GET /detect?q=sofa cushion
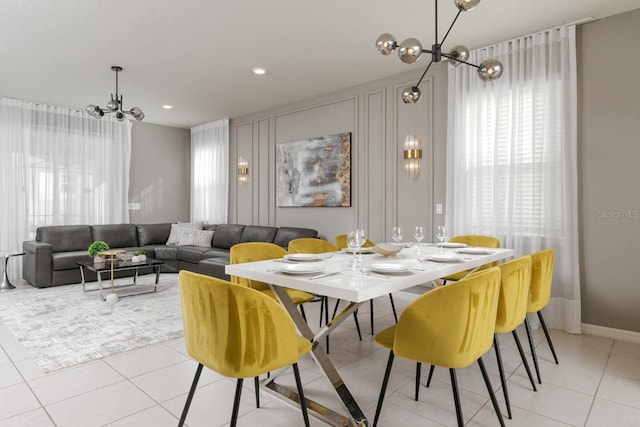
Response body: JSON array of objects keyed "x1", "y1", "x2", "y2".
[
  {"x1": 37, "y1": 225, "x2": 93, "y2": 253},
  {"x1": 240, "y1": 225, "x2": 278, "y2": 244},
  {"x1": 177, "y1": 246, "x2": 213, "y2": 264},
  {"x1": 211, "y1": 224, "x2": 245, "y2": 249},
  {"x1": 273, "y1": 227, "x2": 318, "y2": 248},
  {"x1": 154, "y1": 246, "x2": 178, "y2": 261},
  {"x1": 137, "y1": 223, "x2": 172, "y2": 246},
  {"x1": 201, "y1": 248, "x2": 231, "y2": 259},
  {"x1": 178, "y1": 228, "x2": 214, "y2": 247},
  {"x1": 91, "y1": 224, "x2": 138, "y2": 248},
  {"x1": 52, "y1": 251, "x2": 91, "y2": 271}
]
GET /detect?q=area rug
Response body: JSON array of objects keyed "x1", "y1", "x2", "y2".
[{"x1": 0, "y1": 274, "x2": 184, "y2": 372}]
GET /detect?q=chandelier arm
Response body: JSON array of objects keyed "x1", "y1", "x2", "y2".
[
  {"x1": 440, "y1": 10, "x2": 463, "y2": 48},
  {"x1": 440, "y1": 53, "x2": 481, "y2": 69},
  {"x1": 435, "y1": 0, "x2": 439, "y2": 45},
  {"x1": 415, "y1": 59, "x2": 434, "y2": 88}
]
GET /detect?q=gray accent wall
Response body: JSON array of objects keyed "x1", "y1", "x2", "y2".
[
  {"x1": 129, "y1": 121, "x2": 191, "y2": 224},
  {"x1": 578, "y1": 9, "x2": 640, "y2": 332},
  {"x1": 229, "y1": 65, "x2": 448, "y2": 244}
]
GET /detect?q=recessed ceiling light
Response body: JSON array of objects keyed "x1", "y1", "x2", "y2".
[
  {"x1": 252, "y1": 67, "x2": 266, "y2": 75},
  {"x1": 162, "y1": 105, "x2": 173, "y2": 110}
]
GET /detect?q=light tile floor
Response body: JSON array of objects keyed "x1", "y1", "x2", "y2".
[{"x1": 1, "y1": 290, "x2": 639, "y2": 426}]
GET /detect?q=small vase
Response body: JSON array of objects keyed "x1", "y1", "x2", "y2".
[
  {"x1": 94, "y1": 255, "x2": 105, "y2": 264},
  {"x1": 139, "y1": 254, "x2": 147, "y2": 262},
  {"x1": 131, "y1": 255, "x2": 141, "y2": 263}
]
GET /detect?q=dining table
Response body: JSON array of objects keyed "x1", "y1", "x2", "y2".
[{"x1": 225, "y1": 243, "x2": 514, "y2": 427}]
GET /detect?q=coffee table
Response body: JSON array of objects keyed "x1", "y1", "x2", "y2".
[{"x1": 78, "y1": 257, "x2": 164, "y2": 301}]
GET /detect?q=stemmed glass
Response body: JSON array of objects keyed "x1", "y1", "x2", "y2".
[
  {"x1": 414, "y1": 226, "x2": 425, "y2": 256},
  {"x1": 436, "y1": 226, "x2": 447, "y2": 252},
  {"x1": 391, "y1": 226, "x2": 403, "y2": 247},
  {"x1": 347, "y1": 229, "x2": 366, "y2": 269}
]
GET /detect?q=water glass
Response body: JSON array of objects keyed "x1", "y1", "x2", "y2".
[
  {"x1": 436, "y1": 226, "x2": 447, "y2": 252},
  {"x1": 391, "y1": 226, "x2": 403, "y2": 246},
  {"x1": 347, "y1": 229, "x2": 366, "y2": 269},
  {"x1": 414, "y1": 226, "x2": 425, "y2": 255}
]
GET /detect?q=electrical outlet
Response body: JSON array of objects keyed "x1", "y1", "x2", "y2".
[
  {"x1": 128, "y1": 203, "x2": 141, "y2": 211},
  {"x1": 436, "y1": 203, "x2": 443, "y2": 215}
]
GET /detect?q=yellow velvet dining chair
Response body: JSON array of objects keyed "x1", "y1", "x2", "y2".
[
  {"x1": 287, "y1": 238, "x2": 361, "y2": 349},
  {"x1": 524, "y1": 248, "x2": 558, "y2": 384},
  {"x1": 441, "y1": 234, "x2": 501, "y2": 283},
  {"x1": 177, "y1": 271, "x2": 312, "y2": 427},
  {"x1": 423, "y1": 256, "x2": 538, "y2": 419},
  {"x1": 230, "y1": 242, "x2": 315, "y2": 321},
  {"x1": 372, "y1": 268, "x2": 505, "y2": 427},
  {"x1": 333, "y1": 234, "x2": 398, "y2": 335}
]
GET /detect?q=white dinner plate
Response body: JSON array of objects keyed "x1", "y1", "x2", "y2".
[
  {"x1": 437, "y1": 242, "x2": 468, "y2": 248},
  {"x1": 424, "y1": 253, "x2": 463, "y2": 263},
  {"x1": 369, "y1": 263, "x2": 409, "y2": 274},
  {"x1": 284, "y1": 253, "x2": 324, "y2": 262},
  {"x1": 279, "y1": 264, "x2": 323, "y2": 275},
  {"x1": 341, "y1": 247, "x2": 375, "y2": 254},
  {"x1": 456, "y1": 247, "x2": 494, "y2": 255}
]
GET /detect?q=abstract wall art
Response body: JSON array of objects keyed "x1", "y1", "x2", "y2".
[{"x1": 276, "y1": 132, "x2": 351, "y2": 207}]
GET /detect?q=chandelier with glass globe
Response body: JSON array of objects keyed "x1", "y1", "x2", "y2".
[
  {"x1": 376, "y1": 0, "x2": 504, "y2": 104},
  {"x1": 86, "y1": 66, "x2": 145, "y2": 121}
]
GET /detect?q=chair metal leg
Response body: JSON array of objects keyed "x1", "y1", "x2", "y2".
[
  {"x1": 426, "y1": 364, "x2": 435, "y2": 387},
  {"x1": 493, "y1": 335, "x2": 512, "y2": 419},
  {"x1": 370, "y1": 299, "x2": 375, "y2": 335},
  {"x1": 178, "y1": 363, "x2": 203, "y2": 427},
  {"x1": 292, "y1": 363, "x2": 310, "y2": 427},
  {"x1": 449, "y1": 369, "x2": 464, "y2": 427},
  {"x1": 389, "y1": 293, "x2": 398, "y2": 323},
  {"x1": 538, "y1": 311, "x2": 559, "y2": 364},
  {"x1": 332, "y1": 299, "x2": 341, "y2": 319},
  {"x1": 415, "y1": 362, "x2": 422, "y2": 401},
  {"x1": 230, "y1": 378, "x2": 244, "y2": 427},
  {"x1": 299, "y1": 304, "x2": 307, "y2": 322},
  {"x1": 512, "y1": 330, "x2": 537, "y2": 391},
  {"x1": 353, "y1": 310, "x2": 363, "y2": 341},
  {"x1": 373, "y1": 351, "x2": 395, "y2": 427},
  {"x1": 524, "y1": 317, "x2": 542, "y2": 384},
  {"x1": 478, "y1": 357, "x2": 506, "y2": 427},
  {"x1": 319, "y1": 296, "x2": 325, "y2": 327},
  {"x1": 254, "y1": 376, "x2": 260, "y2": 408}
]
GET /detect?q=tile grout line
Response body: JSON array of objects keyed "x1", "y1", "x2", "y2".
[{"x1": 581, "y1": 338, "x2": 615, "y2": 426}]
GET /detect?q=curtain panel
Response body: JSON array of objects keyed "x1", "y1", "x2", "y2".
[
  {"x1": 445, "y1": 26, "x2": 580, "y2": 333},
  {"x1": 190, "y1": 118, "x2": 229, "y2": 224},
  {"x1": 0, "y1": 97, "x2": 132, "y2": 276}
]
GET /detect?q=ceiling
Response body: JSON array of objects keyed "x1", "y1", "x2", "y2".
[{"x1": 1, "y1": 0, "x2": 638, "y2": 129}]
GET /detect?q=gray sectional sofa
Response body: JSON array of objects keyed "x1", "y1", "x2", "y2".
[{"x1": 22, "y1": 223, "x2": 318, "y2": 288}]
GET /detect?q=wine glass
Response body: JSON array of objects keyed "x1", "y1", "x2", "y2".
[
  {"x1": 347, "y1": 229, "x2": 365, "y2": 269},
  {"x1": 391, "y1": 226, "x2": 403, "y2": 247},
  {"x1": 436, "y1": 226, "x2": 447, "y2": 252},
  {"x1": 414, "y1": 226, "x2": 425, "y2": 255}
]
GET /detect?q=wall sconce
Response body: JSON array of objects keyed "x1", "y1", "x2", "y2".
[
  {"x1": 403, "y1": 134, "x2": 422, "y2": 180},
  {"x1": 237, "y1": 156, "x2": 249, "y2": 184}
]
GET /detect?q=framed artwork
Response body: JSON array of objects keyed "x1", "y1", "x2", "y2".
[{"x1": 276, "y1": 132, "x2": 351, "y2": 207}]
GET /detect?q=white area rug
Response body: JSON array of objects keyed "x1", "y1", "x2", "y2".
[{"x1": 0, "y1": 274, "x2": 184, "y2": 372}]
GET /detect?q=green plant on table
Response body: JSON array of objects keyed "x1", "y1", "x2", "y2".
[
  {"x1": 88, "y1": 241, "x2": 109, "y2": 257},
  {"x1": 134, "y1": 249, "x2": 146, "y2": 256}
]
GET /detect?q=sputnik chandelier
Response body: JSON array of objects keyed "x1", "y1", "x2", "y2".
[
  {"x1": 376, "y1": 0, "x2": 503, "y2": 104},
  {"x1": 86, "y1": 66, "x2": 145, "y2": 121}
]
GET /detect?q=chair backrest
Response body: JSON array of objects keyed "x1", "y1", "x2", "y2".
[
  {"x1": 334, "y1": 234, "x2": 375, "y2": 250},
  {"x1": 449, "y1": 235, "x2": 500, "y2": 248},
  {"x1": 288, "y1": 238, "x2": 337, "y2": 254},
  {"x1": 179, "y1": 270, "x2": 302, "y2": 378},
  {"x1": 528, "y1": 248, "x2": 555, "y2": 313},
  {"x1": 495, "y1": 256, "x2": 531, "y2": 333},
  {"x1": 229, "y1": 242, "x2": 287, "y2": 291},
  {"x1": 393, "y1": 267, "x2": 501, "y2": 368}
]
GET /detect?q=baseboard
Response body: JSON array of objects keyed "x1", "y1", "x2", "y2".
[{"x1": 581, "y1": 323, "x2": 640, "y2": 344}]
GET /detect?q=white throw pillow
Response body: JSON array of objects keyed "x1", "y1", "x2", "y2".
[
  {"x1": 177, "y1": 228, "x2": 214, "y2": 247},
  {"x1": 166, "y1": 222, "x2": 204, "y2": 245}
]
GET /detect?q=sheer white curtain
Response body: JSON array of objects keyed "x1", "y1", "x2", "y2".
[
  {"x1": 446, "y1": 26, "x2": 580, "y2": 333},
  {"x1": 190, "y1": 119, "x2": 229, "y2": 224},
  {"x1": 0, "y1": 97, "x2": 131, "y2": 254}
]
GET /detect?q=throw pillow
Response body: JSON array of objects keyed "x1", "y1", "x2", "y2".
[
  {"x1": 177, "y1": 228, "x2": 214, "y2": 247},
  {"x1": 165, "y1": 222, "x2": 204, "y2": 245}
]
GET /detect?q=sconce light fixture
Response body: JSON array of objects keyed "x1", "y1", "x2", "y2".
[
  {"x1": 237, "y1": 156, "x2": 249, "y2": 184},
  {"x1": 404, "y1": 134, "x2": 422, "y2": 180}
]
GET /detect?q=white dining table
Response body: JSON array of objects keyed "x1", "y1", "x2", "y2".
[{"x1": 225, "y1": 244, "x2": 514, "y2": 427}]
